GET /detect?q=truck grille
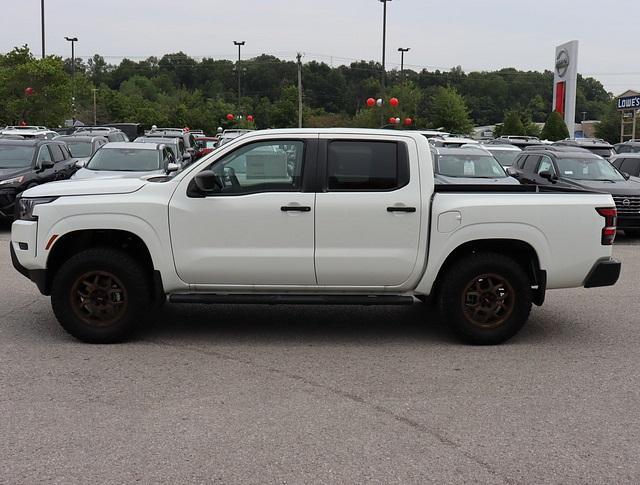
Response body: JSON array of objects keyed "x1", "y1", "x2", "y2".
[{"x1": 613, "y1": 195, "x2": 640, "y2": 215}]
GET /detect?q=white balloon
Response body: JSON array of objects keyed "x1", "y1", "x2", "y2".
[
  {"x1": 376, "y1": 98, "x2": 383, "y2": 107},
  {"x1": 395, "y1": 117, "x2": 401, "y2": 124}
]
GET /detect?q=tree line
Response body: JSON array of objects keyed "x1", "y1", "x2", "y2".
[{"x1": 0, "y1": 45, "x2": 623, "y2": 141}]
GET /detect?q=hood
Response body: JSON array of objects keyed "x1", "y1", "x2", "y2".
[
  {"x1": 435, "y1": 174, "x2": 520, "y2": 185},
  {"x1": 560, "y1": 177, "x2": 640, "y2": 195},
  {"x1": 0, "y1": 167, "x2": 31, "y2": 181},
  {"x1": 23, "y1": 177, "x2": 146, "y2": 198}
]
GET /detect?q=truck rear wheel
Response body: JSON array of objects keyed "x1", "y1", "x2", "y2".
[
  {"x1": 51, "y1": 248, "x2": 151, "y2": 343},
  {"x1": 438, "y1": 252, "x2": 532, "y2": 345}
]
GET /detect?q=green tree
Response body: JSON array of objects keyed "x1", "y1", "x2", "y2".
[
  {"x1": 430, "y1": 86, "x2": 473, "y2": 134},
  {"x1": 540, "y1": 111, "x2": 570, "y2": 141},
  {"x1": 502, "y1": 111, "x2": 526, "y2": 135},
  {"x1": 594, "y1": 101, "x2": 623, "y2": 144}
]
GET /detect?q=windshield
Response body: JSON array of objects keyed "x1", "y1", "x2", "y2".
[
  {"x1": 556, "y1": 157, "x2": 625, "y2": 181},
  {"x1": 587, "y1": 147, "x2": 615, "y2": 158},
  {"x1": 86, "y1": 148, "x2": 160, "y2": 171},
  {"x1": 0, "y1": 145, "x2": 34, "y2": 168},
  {"x1": 66, "y1": 141, "x2": 93, "y2": 158},
  {"x1": 488, "y1": 150, "x2": 520, "y2": 167},
  {"x1": 436, "y1": 154, "x2": 507, "y2": 178}
]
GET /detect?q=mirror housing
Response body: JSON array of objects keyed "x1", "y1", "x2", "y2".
[
  {"x1": 39, "y1": 160, "x2": 55, "y2": 171},
  {"x1": 75, "y1": 160, "x2": 87, "y2": 168},
  {"x1": 165, "y1": 162, "x2": 180, "y2": 173},
  {"x1": 506, "y1": 166, "x2": 519, "y2": 178},
  {"x1": 194, "y1": 170, "x2": 223, "y2": 193},
  {"x1": 539, "y1": 170, "x2": 558, "y2": 183}
]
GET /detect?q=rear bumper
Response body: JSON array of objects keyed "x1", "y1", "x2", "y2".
[
  {"x1": 10, "y1": 243, "x2": 48, "y2": 295},
  {"x1": 584, "y1": 258, "x2": 621, "y2": 288}
]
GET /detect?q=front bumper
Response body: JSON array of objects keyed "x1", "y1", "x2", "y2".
[
  {"x1": 10, "y1": 243, "x2": 48, "y2": 295},
  {"x1": 0, "y1": 188, "x2": 18, "y2": 218},
  {"x1": 584, "y1": 258, "x2": 621, "y2": 288},
  {"x1": 617, "y1": 215, "x2": 640, "y2": 230}
]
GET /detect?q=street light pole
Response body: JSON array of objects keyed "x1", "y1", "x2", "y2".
[
  {"x1": 65, "y1": 37, "x2": 78, "y2": 123},
  {"x1": 398, "y1": 47, "x2": 410, "y2": 78},
  {"x1": 233, "y1": 40, "x2": 245, "y2": 110},
  {"x1": 40, "y1": 0, "x2": 45, "y2": 58},
  {"x1": 92, "y1": 88, "x2": 98, "y2": 125},
  {"x1": 379, "y1": 0, "x2": 392, "y2": 92}
]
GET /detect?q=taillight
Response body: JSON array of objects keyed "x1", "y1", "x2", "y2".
[{"x1": 596, "y1": 207, "x2": 617, "y2": 245}]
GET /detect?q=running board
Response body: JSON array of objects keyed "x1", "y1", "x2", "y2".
[{"x1": 169, "y1": 293, "x2": 415, "y2": 306}]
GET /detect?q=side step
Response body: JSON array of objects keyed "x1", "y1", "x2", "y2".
[{"x1": 169, "y1": 293, "x2": 415, "y2": 306}]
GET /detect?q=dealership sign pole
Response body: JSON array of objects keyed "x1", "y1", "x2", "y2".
[{"x1": 552, "y1": 40, "x2": 579, "y2": 139}]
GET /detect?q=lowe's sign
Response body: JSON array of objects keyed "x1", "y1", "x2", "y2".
[{"x1": 617, "y1": 95, "x2": 640, "y2": 110}]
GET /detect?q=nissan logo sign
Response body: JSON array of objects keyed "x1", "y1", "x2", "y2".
[
  {"x1": 623, "y1": 199, "x2": 631, "y2": 206},
  {"x1": 556, "y1": 49, "x2": 570, "y2": 78}
]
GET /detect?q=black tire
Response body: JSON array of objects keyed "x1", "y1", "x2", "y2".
[
  {"x1": 437, "y1": 252, "x2": 532, "y2": 345},
  {"x1": 51, "y1": 248, "x2": 151, "y2": 343}
]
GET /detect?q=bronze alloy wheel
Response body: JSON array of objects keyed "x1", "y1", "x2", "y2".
[
  {"x1": 69, "y1": 271, "x2": 128, "y2": 327},
  {"x1": 461, "y1": 273, "x2": 515, "y2": 329}
]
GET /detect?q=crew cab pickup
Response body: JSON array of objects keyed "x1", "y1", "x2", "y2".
[{"x1": 11, "y1": 129, "x2": 621, "y2": 344}]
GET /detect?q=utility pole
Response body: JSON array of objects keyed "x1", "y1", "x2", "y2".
[
  {"x1": 65, "y1": 36, "x2": 78, "y2": 123},
  {"x1": 40, "y1": 0, "x2": 45, "y2": 58},
  {"x1": 398, "y1": 47, "x2": 410, "y2": 79},
  {"x1": 233, "y1": 41, "x2": 245, "y2": 110},
  {"x1": 297, "y1": 52, "x2": 303, "y2": 128},
  {"x1": 379, "y1": 0, "x2": 392, "y2": 92},
  {"x1": 92, "y1": 88, "x2": 98, "y2": 125}
]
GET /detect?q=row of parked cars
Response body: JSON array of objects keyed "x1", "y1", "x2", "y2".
[
  {"x1": 0, "y1": 125, "x2": 239, "y2": 218},
  {"x1": 424, "y1": 133, "x2": 640, "y2": 236}
]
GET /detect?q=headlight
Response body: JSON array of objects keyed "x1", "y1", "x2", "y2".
[
  {"x1": 0, "y1": 176, "x2": 24, "y2": 186},
  {"x1": 16, "y1": 197, "x2": 58, "y2": 221}
]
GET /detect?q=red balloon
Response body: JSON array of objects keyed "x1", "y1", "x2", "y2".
[
  {"x1": 226, "y1": 113, "x2": 234, "y2": 121},
  {"x1": 404, "y1": 118, "x2": 412, "y2": 126},
  {"x1": 389, "y1": 97, "x2": 399, "y2": 107},
  {"x1": 388, "y1": 117, "x2": 396, "y2": 124},
  {"x1": 247, "y1": 115, "x2": 254, "y2": 122},
  {"x1": 24, "y1": 87, "x2": 34, "y2": 96},
  {"x1": 366, "y1": 98, "x2": 376, "y2": 107}
]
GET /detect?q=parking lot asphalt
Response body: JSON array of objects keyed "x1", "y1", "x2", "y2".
[{"x1": 1, "y1": 222, "x2": 639, "y2": 484}]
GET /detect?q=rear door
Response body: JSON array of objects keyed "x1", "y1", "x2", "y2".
[{"x1": 314, "y1": 136, "x2": 422, "y2": 287}]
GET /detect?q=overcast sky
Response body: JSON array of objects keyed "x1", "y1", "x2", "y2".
[{"x1": 2, "y1": 0, "x2": 637, "y2": 94}]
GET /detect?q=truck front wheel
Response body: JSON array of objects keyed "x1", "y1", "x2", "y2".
[
  {"x1": 51, "y1": 248, "x2": 151, "y2": 343},
  {"x1": 438, "y1": 253, "x2": 532, "y2": 345}
]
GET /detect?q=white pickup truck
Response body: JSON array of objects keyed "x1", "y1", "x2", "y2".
[{"x1": 11, "y1": 129, "x2": 621, "y2": 345}]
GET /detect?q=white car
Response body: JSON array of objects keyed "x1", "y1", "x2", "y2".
[
  {"x1": 478, "y1": 143, "x2": 522, "y2": 168},
  {"x1": 72, "y1": 142, "x2": 179, "y2": 180},
  {"x1": 11, "y1": 129, "x2": 620, "y2": 345},
  {"x1": 1, "y1": 126, "x2": 59, "y2": 140},
  {"x1": 430, "y1": 136, "x2": 479, "y2": 148}
]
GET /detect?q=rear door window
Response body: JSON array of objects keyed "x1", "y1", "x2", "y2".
[
  {"x1": 621, "y1": 159, "x2": 640, "y2": 176},
  {"x1": 523, "y1": 155, "x2": 540, "y2": 173},
  {"x1": 50, "y1": 144, "x2": 65, "y2": 162},
  {"x1": 326, "y1": 140, "x2": 408, "y2": 191}
]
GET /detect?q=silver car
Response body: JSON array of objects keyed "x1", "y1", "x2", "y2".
[{"x1": 72, "y1": 142, "x2": 179, "y2": 180}]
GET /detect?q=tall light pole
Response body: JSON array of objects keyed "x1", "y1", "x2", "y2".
[
  {"x1": 398, "y1": 47, "x2": 410, "y2": 78},
  {"x1": 233, "y1": 40, "x2": 245, "y2": 110},
  {"x1": 65, "y1": 37, "x2": 78, "y2": 123},
  {"x1": 40, "y1": 0, "x2": 45, "y2": 58},
  {"x1": 92, "y1": 88, "x2": 98, "y2": 125},
  {"x1": 378, "y1": 0, "x2": 392, "y2": 92}
]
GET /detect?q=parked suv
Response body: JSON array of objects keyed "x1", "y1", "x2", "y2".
[
  {"x1": 614, "y1": 141, "x2": 640, "y2": 154},
  {"x1": 553, "y1": 138, "x2": 616, "y2": 159},
  {"x1": 53, "y1": 135, "x2": 108, "y2": 166},
  {"x1": 146, "y1": 128, "x2": 197, "y2": 157},
  {"x1": 1, "y1": 126, "x2": 59, "y2": 140},
  {"x1": 0, "y1": 139, "x2": 76, "y2": 218},
  {"x1": 610, "y1": 153, "x2": 640, "y2": 178},
  {"x1": 134, "y1": 136, "x2": 192, "y2": 167},
  {"x1": 72, "y1": 126, "x2": 129, "y2": 142},
  {"x1": 432, "y1": 147, "x2": 519, "y2": 185},
  {"x1": 509, "y1": 146, "x2": 640, "y2": 235}
]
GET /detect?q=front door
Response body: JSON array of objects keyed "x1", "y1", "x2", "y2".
[
  {"x1": 314, "y1": 136, "x2": 422, "y2": 287},
  {"x1": 169, "y1": 137, "x2": 317, "y2": 286}
]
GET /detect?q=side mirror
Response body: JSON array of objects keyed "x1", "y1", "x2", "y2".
[
  {"x1": 539, "y1": 170, "x2": 558, "y2": 183},
  {"x1": 75, "y1": 160, "x2": 86, "y2": 168},
  {"x1": 165, "y1": 162, "x2": 180, "y2": 173},
  {"x1": 506, "y1": 166, "x2": 519, "y2": 178},
  {"x1": 622, "y1": 172, "x2": 631, "y2": 181},
  {"x1": 39, "y1": 160, "x2": 55, "y2": 171},
  {"x1": 194, "y1": 170, "x2": 223, "y2": 193}
]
